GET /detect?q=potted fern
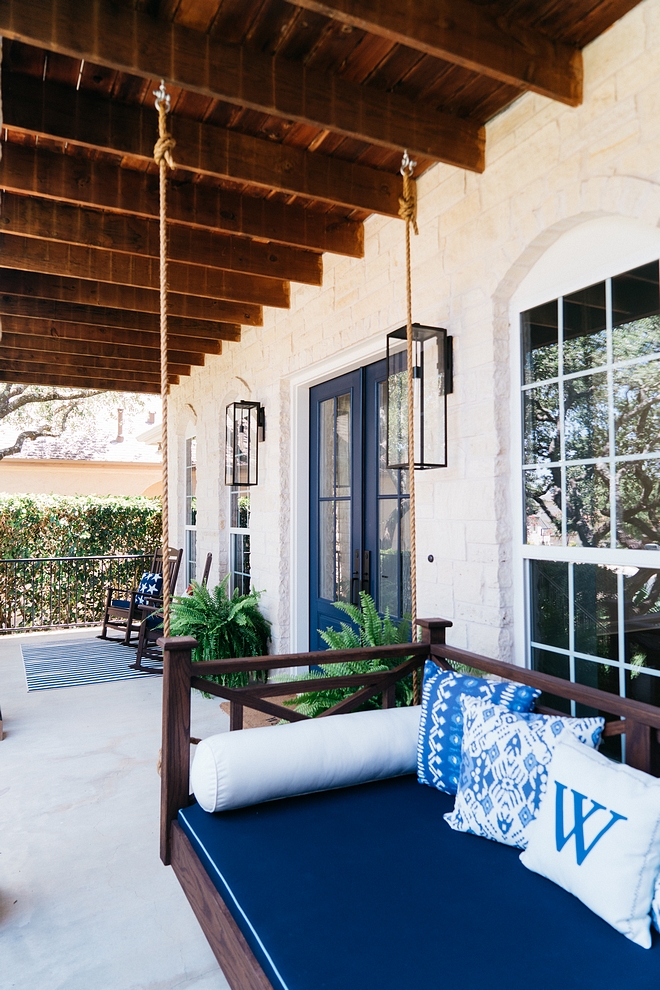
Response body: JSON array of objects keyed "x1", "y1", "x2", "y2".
[
  {"x1": 170, "y1": 576, "x2": 271, "y2": 688},
  {"x1": 285, "y1": 592, "x2": 412, "y2": 717}
]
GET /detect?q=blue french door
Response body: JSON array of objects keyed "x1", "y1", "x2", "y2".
[{"x1": 309, "y1": 361, "x2": 410, "y2": 649}]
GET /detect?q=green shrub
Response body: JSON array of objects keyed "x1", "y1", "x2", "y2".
[
  {"x1": 286, "y1": 592, "x2": 412, "y2": 717},
  {"x1": 170, "y1": 577, "x2": 271, "y2": 689},
  {"x1": 0, "y1": 493, "x2": 161, "y2": 559}
]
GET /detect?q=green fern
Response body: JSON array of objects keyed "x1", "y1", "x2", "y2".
[
  {"x1": 285, "y1": 592, "x2": 412, "y2": 716},
  {"x1": 170, "y1": 576, "x2": 271, "y2": 689}
]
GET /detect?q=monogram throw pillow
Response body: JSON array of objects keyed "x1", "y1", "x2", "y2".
[
  {"x1": 520, "y1": 732, "x2": 660, "y2": 948},
  {"x1": 444, "y1": 697, "x2": 604, "y2": 849},
  {"x1": 417, "y1": 661, "x2": 540, "y2": 795}
]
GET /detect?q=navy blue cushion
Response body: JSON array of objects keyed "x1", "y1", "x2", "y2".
[
  {"x1": 178, "y1": 776, "x2": 660, "y2": 990},
  {"x1": 145, "y1": 613, "x2": 163, "y2": 631},
  {"x1": 111, "y1": 600, "x2": 131, "y2": 609}
]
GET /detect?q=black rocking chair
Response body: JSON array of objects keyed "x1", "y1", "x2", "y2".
[
  {"x1": 99, "y1": 547, "x2": 183, "y2": 646},
  {"x1": 131, "y1": 551, "x2": 212, "y2": 674}
]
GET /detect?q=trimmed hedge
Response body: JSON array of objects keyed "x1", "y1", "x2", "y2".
[{"x1": 0, "y1": 494, "x2": 162, "y2": 559}]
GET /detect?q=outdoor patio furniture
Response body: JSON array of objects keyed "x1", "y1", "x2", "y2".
[
  {"x1": 99, "y1": 547, "x2": 182, "y2": 646},
  {"x1": 131, "y1": 552, "x2": 212, "y2": 673},
  {"x1": 159, "y1": 618, "x2": 660, "y2": 990}
]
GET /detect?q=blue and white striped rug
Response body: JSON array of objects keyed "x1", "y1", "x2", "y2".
[{"x1": 22, "y1": 638, "x2": 161, "y2": 691}]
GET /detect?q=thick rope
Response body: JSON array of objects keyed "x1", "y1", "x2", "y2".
[
  {"x1": 398, "y1": 151, "x2": 420, "y2": 703},
  {"x1": 154, "y1": 82, "x2": 176, "y2": 637}
]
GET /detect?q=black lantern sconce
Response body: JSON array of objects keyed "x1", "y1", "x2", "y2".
[
  {"x1": 386, "y1": 323, "x2": 453, "y2": 470},
  {"x1": 225, "y1": 401, "x2": 265, "y2": 486}
]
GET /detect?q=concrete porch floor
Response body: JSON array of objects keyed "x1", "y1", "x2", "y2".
[{"x1": 0, "y1": 627, "x2": 230, "y2": 990}]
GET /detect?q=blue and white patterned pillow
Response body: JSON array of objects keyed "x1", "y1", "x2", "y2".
[
  {"x1": 135, "y1": 571, "x2": 163, "y2": 606},
  {"x1": 444, "y1": 696, "x2": 604, "y2": 849},
  {"x1": 417, "y1": 661, "x2": 540, "y2": 795}
]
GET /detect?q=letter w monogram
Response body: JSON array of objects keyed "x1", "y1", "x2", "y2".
[{"x1": 554, "y1": 781, "x2": 627, "y2": 866}]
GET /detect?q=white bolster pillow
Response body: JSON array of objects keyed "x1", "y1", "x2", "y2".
[{"x1": 191, "y1": 705, "x2": 421, "y2": 813}]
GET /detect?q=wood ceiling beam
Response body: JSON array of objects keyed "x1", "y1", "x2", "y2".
[
  {"x1": 1, "y1": 331, "x2": 206, "y2": 367},
  {"x1": 0, "y1": 192, "x2": 322, "y2": 287},
  {"x1": 0, "y1": 293, "x2": 239, "y2": 341},
  {"x1": 4, "y1": 72, "x2": 404, "y2": 216},
  {"x1": 0, "y1": 360, "x2": 179, "y2": 386},
  {"x1": 0, "y1": 144, "x2": 364, "y2": 260},
  {"x1": 0, "y1": 369, "x2": 164, "y2": 394},
  {"x1": 0, "y1": 233, "x2": 290, "y2": 309},
  {"x1": 0, "y1": 345, "x2": 192, "y2": 379},
  {"x1": 0, "y1": 314, "x2": 223, "y2": 357},
  {"x1": 0, "y1": 0, "x2": 485, "y2": 168},
  {"x1": 0, "y1": 268, "x2": 262, "y2": 326},
  {"x1": 285, "y1": 0, "x2": 582, "y2": 106}
]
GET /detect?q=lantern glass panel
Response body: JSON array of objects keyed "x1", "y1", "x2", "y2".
[
  {"x1": 386, "y1": 325, "x2": 448, "y2": 469},
  {"x1": 225, "y1": 401, "x2": 260, "y2": 486}
]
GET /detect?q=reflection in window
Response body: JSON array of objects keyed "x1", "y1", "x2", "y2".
[
  {"x1": 185, "y1": 438, "x2": 197, "y2": 587},
  {"x1": 521, "y1": 261, "x2": 660, "y2": 549},
  {"x1": 230, "y1": 486, "x2": 250, "y2": 596},
  {"x1": 529, "y1": 560, "x2": 568, "y2": 650},
  {"x1": 317, "y1": 394, "x2": 352, "y2": 604},
  {"x1": 377, "y1": 382, "x2": 411, "y2": 619}
]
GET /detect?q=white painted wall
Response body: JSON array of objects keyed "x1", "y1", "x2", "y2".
[{"x1": 169, "y1": 0, "x2": 660, "y2": 659}]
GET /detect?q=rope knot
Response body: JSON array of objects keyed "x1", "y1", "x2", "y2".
[
  {"x1": 154, "y1": 131, "x2": 176, "y2": 170},
  {"x1": 398, "y1": 149, "x2": 419, "y2": 235}
]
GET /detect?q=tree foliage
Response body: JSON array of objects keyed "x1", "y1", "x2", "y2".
[
  {"x1": 0, "y1": 385, "x2": 148, "y2": 460},
  {"x1": 0, "y1": 493, "x2": 162, "y2": 559}
]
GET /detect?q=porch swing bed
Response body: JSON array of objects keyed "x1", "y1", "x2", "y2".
[{"x1": 160, "y1": 621, "x2": 660, "y2": 990}]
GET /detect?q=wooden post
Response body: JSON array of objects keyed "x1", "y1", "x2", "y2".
[
  {"x1": 382, "y1": 683, "x2": 396, "y2": 709},
  {"x1": 159, "y1": 635, "x2": 197, "y2": 866},
  {"x1": 625, "y1": 719, "x2": 652, "y2": 775},
  {"x1": 229, "y1": 700, "x2": 244, "y2": 731},
  {"x1": 417, "y1": 617, "x2": 453, "y2": 646}
]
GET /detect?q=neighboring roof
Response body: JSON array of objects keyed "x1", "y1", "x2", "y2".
[{"x1": 0, "y1": 430, "x2": 161, "y2": 463}]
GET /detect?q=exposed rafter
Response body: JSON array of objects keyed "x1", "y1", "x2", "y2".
[
  {"x1": 0, "y1": 233, "x2": 290, "y2": 308},
  {"x1": 0, "y1": 269, "x2": 262, "y2": 326},
  {"x1": 0, "y1": 144, "x2": 364, "y2": 259},
  {"x1": 0, "y1": 314, "x2": 224, "y2": 357},
  {"x1": 285, "y1": 0, "x2": 582, "y2": 106},
  {"x1": 3, "y1": 72, "x2": 405, "y2": 215},
  {"x1": 0, "y1": 295, "x2": 240, "y2": 341},
  {"x1": 0, "y1": 192, "x2": 323, "y2": 286},
  {"x1": 0, "y1": 346, "x2": 192, "y2": 379},
  {"x1": 1, "y1": 330, "x2": 207, "y2": 367},
  {"x1": 0, "y1": 0, "x2": 485, "y2": 167},
  {"x1": 0, "y1": 369, "x2": 165, "y2": 394}
]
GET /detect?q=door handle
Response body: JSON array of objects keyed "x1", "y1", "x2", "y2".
[
  {"x1": 361, "y1": 550, "x2": 371, "y2": 594},
  {"x1": 351, "y1": 549, "x2": 361, "y2": 605}
]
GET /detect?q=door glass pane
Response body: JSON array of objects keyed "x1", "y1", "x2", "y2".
[
  {"x1": 566, "y1": 463, "x2": 610, "y2": 547},
  {"x1": 319, "y1": 398, "x2": 334, "y2": 498},
  {"x1": 563, "y1": 282, "x2": 607, "y2": 374},
  {"x1": 524, "y1": 467, "x2": 562, "y2": 545},
  {"x1": 401, "y1": 499, "x2": 411, "y2": 617},
  {"x1": 378, "y1": 381, "x2": 397, "y2": 496},
  {"x1": 521, "y1": 299, "x2": 558, "y2": 384},
  {"x1": 335, "y1": 393, "x2": 351, "y2": 495},
  {"x1": 319, "y1": 500, "x2": 335, "y2": 600},
  {"x1": 523, "y1": 383, "x2": 560, "y2": 463},
  {"x1": 563, "y1": 372, "x2": 608, "y2": 461},
  {"x1": 335, "y1": 499, "x2": 351, "y2": 602},
  {"x1": 573, "y1": 563, "x2": 617, "y2": 659},
  {"x1": 378, "y1": 501, "x2": 399, "y2": 616},
  {"x1": 529, "y1": 560, "x2": 569, "y2": 649}
]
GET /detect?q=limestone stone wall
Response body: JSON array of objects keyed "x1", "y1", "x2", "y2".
[{"x1": 169, "y1": 0, "x2": 660, "y2": 659}]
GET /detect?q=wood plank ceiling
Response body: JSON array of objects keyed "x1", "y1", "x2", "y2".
[{"x1": 0, "y1": 0, "x2": 644, "y2": 393}]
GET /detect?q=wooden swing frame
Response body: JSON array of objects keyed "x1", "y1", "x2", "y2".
[{"x1": 159, "y1": 617, "x2": 660, "y2": 990}]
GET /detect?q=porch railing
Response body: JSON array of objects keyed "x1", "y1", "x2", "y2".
[{"x1": 0, "y1": 554, "x2": 152, "y2": 634}]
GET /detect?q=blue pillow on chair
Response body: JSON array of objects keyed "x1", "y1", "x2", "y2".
[
  {"x1": 417, "y1": 660, "x2": 540, "y2": 795},
  {"x1": 135, "y1": 571, "x2": 163, "y2": 607}
]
